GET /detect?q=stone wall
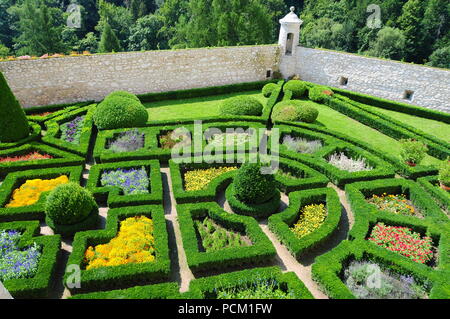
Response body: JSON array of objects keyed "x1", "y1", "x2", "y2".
[
  {"x1": 281, "y1": 46, "x2": 450, "y2": 113},
  {"x1": 0, "y1": 45, "x2": 280, "y2": 108}
]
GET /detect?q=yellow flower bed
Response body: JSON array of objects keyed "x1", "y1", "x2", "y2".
[
  {"x1": 291, "y1": 204, "x2": 327, "y2": 239},
  {"x1": 6, "y1": 175, "x2": 69, "y2": 208},
  {"x1": 184, "y1": 166, "x2": 238, "y2": 191},
  {"x1": 84, "y1": 216, "x2": 156, "y2": 270}
]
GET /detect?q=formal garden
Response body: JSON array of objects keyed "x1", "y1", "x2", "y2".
[{"x1": 0, "y1": 70, "x2": 449, "y2": 300}]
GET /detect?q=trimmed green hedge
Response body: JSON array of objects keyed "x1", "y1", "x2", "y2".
[
  {"x1": 42, "y1": 104, "x2": 96, "y2": 157},
  {"x1": 0, "y1": 122, "x2": 41, "y2": 151},
  {"x1": 177, "y1": 202, "x2": 276, "y2": 274},
  {"x1": 331, "y1": 86, "x2": 450, "y2": 124},
  {"x1": 273, "y1": 125, "x2": 396, "y2": 187},
  {"x1": 138, "y1": 80, "x2": 277, "y2": 103},
  {"x1": 312, "y1": 239, "x2": 450, "y2": 299},
  {"x1": 0, "y1": 220, "x2": 61, "y2": 298},
  {"x1": 268, "y1": 188, "x2": 341, "y2": 259},
  {"x1": 86, "y1": 160, "x2": 163, "y2": 207},
  {"x1": 66, "y1": 205, "x2": 170, "y2": 295},
  {"x1": 329, "y1": 95, "x2": 449, "y2": 160},
  {"x1": 417, "y1": 176, "x2": 450, "y2": 212},
  {"x1": 0, "y1": 166, "x2": 84, "y2": 222},
  {"x1": 0, "y1": 142, "x2": 84, "y2": 176},
  {"x1": 69, "y1": 282, "x2": 183, "y2": 299},
  {"x1": 189, "y1": 266, "x2": 314, "y2": 299},
  {"x1": 25, "y1": 102, "x2": 93, "y2": 125},
  {"x1": 345, "y1": 178, "x2": 449, "y2": 239}
]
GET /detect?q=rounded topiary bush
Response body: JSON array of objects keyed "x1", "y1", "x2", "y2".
[
  {"x1": 309, "y1": 86, "x2": 334, "y2": 103},
  {"x1": 220, "y1": 96, "x2": 264, "y2": 116},
  {"x1": 271, "y1": 100, "x2": 302, "y2": 122},
  {"x1": 298, "y1": 105, "x2": 319, "y2": 123},
  {"x1": 283, "y1": 80, "x2": 309, "y2": 98},
  {"x1": 94, "y1": 96, "x2": 149, "y2": 130},
  {"x1": 233, "y1": 163, "x2": 278, "y2": 204},
  {"x1": 105, "y1": 90, "x2": 141, "y2": 102},
  {"x1": 262, "y1": 83, "x2": 278, "y2": 98},
  {"x1": 45, "y1": 183, "x2": 99, "y2": 235}
]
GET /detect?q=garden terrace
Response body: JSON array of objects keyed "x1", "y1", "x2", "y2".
[{"x1": 0, "y1": 79, "x2": 448, "y2": 300}]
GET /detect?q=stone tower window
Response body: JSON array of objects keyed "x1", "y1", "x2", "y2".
[
  {"x1": 266, "y1": 70, "x2": 272, "y2": 78},
  {"x1": 286, "y1": 33, "x2": 294, "y2": 56},
  {"x1": 339, "y1": 77, "x2": 349, "y2": 86},
  {"x1": 403, "y1": 90, "x2": 414, "y2": 101}
]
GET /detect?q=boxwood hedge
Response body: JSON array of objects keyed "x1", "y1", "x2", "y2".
[{"x1": 417, "y1": 176, "x2": 450, "y2": 213}]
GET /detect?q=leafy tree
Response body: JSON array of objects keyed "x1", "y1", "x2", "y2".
[
  {"x1": 421, "y1": 0, "x2": 450, "y2": 59},
  {"x1": 0, "y1": 0, "x2": 15, "y2": 48},
  {"x1": 9, "y1": 0, "x2": 67, "y2": 56},
  {"x1": 96, "y1": 0, "x2": 133, "y2": 49},
  {"x1": 130, "y1": 0, "x2": 157, "y2": 20},
  {"x1": 77, "y1": 32, "x2": 99, "y2": 53},
  {"x1": 398, "y1": 0, "x2": 426, "y2": 63},
  {"x1": 366, "y1": 27, "x2": 406, "y2": 60},
  {"x1": 99, "y1": 21, "x2": 122, "y2": 53},
  {"x1": 427, "y1": 46, "x2": 450, "y2": 69},
  {"x1": 0, "y1": 43, "x2": 10, "y2": 58},
  {"x1": 128, "y1": 14, "x2": 167, "y2": 51},
  {"x1": 301, "y1": 17, "x2": 354, "y2": 52},
  {"x1": 0, "y1": 71, "x2": 30, "y2": 143}
]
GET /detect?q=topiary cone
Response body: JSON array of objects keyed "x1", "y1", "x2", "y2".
[{"x1": 0, "y1": 71, "x2": 30, "y2": 142}]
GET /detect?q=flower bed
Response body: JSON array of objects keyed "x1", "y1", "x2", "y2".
[
  {"x1": 207, "y1": 132, "x2": 252, "y2": 147},
  {"x1": 195, "y1": 217, "x2": 250, "y2": 252},
  {"x1": 107, "y1": 129, "x2": 145, "y2": 153},
  {"x1": 184, "y1": 166, "x2": 238, "y2": 191},
  {"x1": 101, "y1": 167, "x2": 150, "y2": 196},
  {"x1": 291, "y1": 204, "x2": 327, "y2": 239},
  {"x1": 0, "y1": 152, "x2": 53, "y2": 163},
  {"x1": 84, "y1": 216, "x2": 155, "y2": 270},
  {"x1": 343, "y1": 260, "x2": 429, "y2": 299},
  {"x1": 368, "y1": 223, "x2": 434, "y2": 264},
  {"x1": 159, "y1": 130, "x2": 191, "y2": 149},
  {"x1": 216, "y1": 278, "x2": 296, "y2": 299},
  {"x1": 60, "y1": 116, "x2": 85, "y2": 144},
  {"x1": 0, "y1": 230, "x2": 41, "y2": 281},
  {"x1": 328, "y1": 152, "x2": 373, "y2": 172},
  {"x1": 6, "y1": 175, "x2": 69, "y2": 208},
  {"x1": 367, "y1": 193, "x2": 422, "y2": 217},
  {"x1": 282, "y1": 135, "x2": 323, "y2": 154}
]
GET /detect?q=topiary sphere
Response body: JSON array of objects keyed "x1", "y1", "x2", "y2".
[
  {"x1": 262, "y1": 83, "x2": 278, "y2": 98},
  {"x1": 298, "y1": 105, "x2": 319, "y2": 123},
  {"x1": 283, "y1": 80, "x2": 309, "y2": 98},
  {"x1": 45, "y1": 182, "x2": 96, "y2": 225},
  {"x1": 233, "y1": 163, "x2": 277, "y2": 204},
  {"x1": 94, "y1": 96, "x2": 149, "y2": 130},
  {"x1": 271, "y1": 100, "x2": 303, "y2": 122},
  {"x1": 220, "y1": 96, "x2": 264, "y2": 116},
  {"x1": 309, "y1": 86, "x2": 334, "y2": 103},
  {"x1": 105, "y1": 90, "x2": 141, "y2": 102}
]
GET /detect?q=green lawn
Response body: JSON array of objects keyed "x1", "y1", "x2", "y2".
[
  {"x1": 363, "y1": 106, "x2": 450, "y2": 143},
  {"x1": 145, "y1": 91, "x2": 267, "y2": 122},
  {"x1": 303, "y1": 100, "x2": 443, "y2": 167}
]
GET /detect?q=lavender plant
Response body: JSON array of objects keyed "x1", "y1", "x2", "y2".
[
  {"x1": 100, "y1": 167, "x2": 150, "y2": 195},
  {"x1": 282, "y1": 135, "x2": 323, "y2": 154},
  {"x1": 0, "y1": 230, "x2": 41, "y2": 281},
  {"x1": 108, "y1": 129, "x2": 145, "y2": 153},
  {"x1": 60, "y1": 116, "x2": 85, "y2": 144},
  {"x1": 343, "y1": 260, "x2": 429, "y2": 299},
  {"x1": 328, "y1": 152, "x2": 373, "y2": 172}
]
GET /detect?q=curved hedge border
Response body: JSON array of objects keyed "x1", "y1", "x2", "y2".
[
  {"x1": 177, "y1": 202, "x2": 276, "y2": 274},
  {"x1": 0, "y1": 220, "x2": 61, "y2": 298},
  {"x1": 0, "y1": 166, "x2": 83, "y2": 222},
  {"x1": 65, "y1": 205, "x2": 170, "y2": 295},
  {"x1": 86, "y1": 160, "x2": 163, "y2": 208},
  {"x1": 42, "y1": 104, "x2": 96, "y2": 157},
  {"x1": 272, "y1": 125, "x2": 395, "y2": 187},
  {"x1": 0, "y1": 142, "x2": 84, "y2": 176},
  {"x1": 188, "y1": 266, "x2": 314, "y2": 299},
  {"x1": 268, "y1": 188, "x2": 341, "y2": 259},
  {"x1": 0, "y1": 122, "x2": 41, "y2": 151},
  {"x1": 274, "y1": 122, "x2": 437, "y2": 179},
  {"x1": 417, "y1": 176, "x2": 450, "y2": 213},
  {"x1": 25, "y1": 101, "x2": 93, "y2": 125},
  {"x1": 345, "y1": 180, "x2": 449, "y2": 272},
  {"x1": 311, "y1": 239, "x2": 449, "y2": 299},
  {"x1": 69, "y1": 282, "x2": 183, "y2": 299}
]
